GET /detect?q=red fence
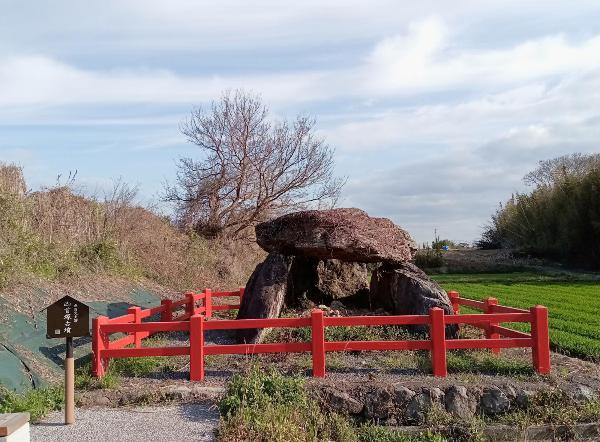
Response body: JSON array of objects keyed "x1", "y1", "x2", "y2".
[{"x1": 92, "y1": 289, "x2": 550, "y2": 379}]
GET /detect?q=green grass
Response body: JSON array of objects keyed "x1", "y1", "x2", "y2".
[
  {"x1": 75, "y1": 334, "x2": 182, "y2": 389},
  {"x1": 432, "y1": 272, "x2": 600, "y2": 360},
  {"x1": 217, "y1": 366, "x2": 449, "y2": 442},
  {"x1": 0, "y1": 385, "x2": 63, "y2": 421}
]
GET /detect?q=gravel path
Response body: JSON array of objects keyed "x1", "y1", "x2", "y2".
[{"x1": 31, "y1": 404, "x2": 219, "y2": 441}]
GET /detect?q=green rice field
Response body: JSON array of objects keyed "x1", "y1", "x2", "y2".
[{"x1": 432, "y1": 272, "x2": 600, "y2": 361}]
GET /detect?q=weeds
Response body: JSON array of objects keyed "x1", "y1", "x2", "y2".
[
  {"x1": 0, "y1": 385, "x2": 63, "y2": 422},
  {"x1": 217, "y1": 366, "x2": 447, "y2": 442}
]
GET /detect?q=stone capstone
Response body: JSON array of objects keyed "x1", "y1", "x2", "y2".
[{"x1": 255, "y1": 208, "x2": 417, "y2": 264}]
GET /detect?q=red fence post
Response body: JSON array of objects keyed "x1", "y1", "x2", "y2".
[
  {"x1": 128, "y1": 306, "x2": 142, "y2": 348},
  {"x1": 186, "y1": 292, "x2": 195, "y2": 318},
  {"x1": 190, "y1": 313, "x2": 205, "y2": 381},
  {"x1": 448, "y1": 291, "x2": 460, "y2": 314},
  {"x1": 311, "y1": 309, "x2": 326, "y2": 378},
  {"x1": 484, "y1": 297, "x2": 500, "y2": 355},
  {"x1": 430, "y1": 307, "x2": 447, "y2": 377},
  {"x1": 161, "y1": 299, "x2": 173, "y2": 322},
  {"x1": 530, "y1": 305, "x2": 551, "y2": 374},
  {"x1": 205, "y1": 288, "x2": 212, "y2": 318},
  {"x1": 92, "y1": 315, "x2": 109, "y2": 377}
]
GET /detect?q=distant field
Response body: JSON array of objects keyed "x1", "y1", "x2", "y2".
[{"x1": 432, "y1": 272, "x2": 600, "y2": 361}]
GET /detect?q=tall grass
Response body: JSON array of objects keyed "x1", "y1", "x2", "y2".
[{"x1": 0, "y1": 163, "x2": 262, "y2": 290}]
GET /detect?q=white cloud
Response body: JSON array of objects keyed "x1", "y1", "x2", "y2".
[
  {"x1": 2, "y1": 5, "x2": 600, "y2": 243},
  {"x1": 3, "y1": 17, "x2": 600, "y2": 110}
]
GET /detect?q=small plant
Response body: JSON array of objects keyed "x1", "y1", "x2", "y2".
[
  {"x1": 219, "y1": 366, "x2": 306, "y2": 417},
  {"x1": 357, "y1": 425, "x2": 446, "y2": 442},
  {"x1": 0, "y1": 385, "x2": 63, "y2": 422}
]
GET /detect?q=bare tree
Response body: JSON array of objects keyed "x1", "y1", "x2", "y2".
[
  {"x1": 164, "y1": 90, "x2": 344, "y2": 239},
  {"x1": 523, "y1": 153, "x2": 600, "y2": 187}
]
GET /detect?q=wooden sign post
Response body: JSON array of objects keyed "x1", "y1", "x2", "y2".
[{"x1": 45, "y1": 295, "x2": 90, "y2": 425}]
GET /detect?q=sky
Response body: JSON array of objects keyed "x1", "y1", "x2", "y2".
[{"x1": 1, "y1": 1, "x2": 600, "y2": 244}]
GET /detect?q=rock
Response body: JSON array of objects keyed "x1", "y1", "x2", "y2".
[
  {"x1": 319, "y1": 387, "x2": 364, "y2": 415},
  {"x1": 444, "y1": 386, "x2": 475, "y2": 419},
  {"x1": 427, "y1": 387, "x2": 445, "y2": 403},
  {"x1": 515, "y1": 389, "x2": 535, "y2": 408},
  {"x1": 370, "y1": 263, "x2": 459, "y2": 337},
  {"x1": 255, "y1": 208, "x2": 417, "y2": 263},
  {"x1": 393, "y1": 385, "x2": 416, "y2": 405},
  {"x1": 363, "y1": 387, "x2": 395, "y2": 420},
  {"x1": 235, "y1": 253, "x2": 293, "y2": 343},
  {"x1": 406, "y1": 392, "x2": 434, "y2": 424},
  {"x1": 566, "y1": 384, "x2": 597, "y2": 403},
  {"x1": 330, "y1": 300, "x2": 346, "y2": 310},
  {"x1": 164, "y1": 385, "x2": 193, "y2": 400},
  {"x1": 480, "y1": 387, "x2": 511, "y2": 415},
  {"x1": 286, "y1": 256, "x2": 369, "y2": 305},
  {"x1": 316, "y1": 259, "x2": 369, "y2": 300}
]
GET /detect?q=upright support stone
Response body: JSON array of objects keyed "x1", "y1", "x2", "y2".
[{"x1": 430, "y1": 307, "x2": 447, "y2": 377}]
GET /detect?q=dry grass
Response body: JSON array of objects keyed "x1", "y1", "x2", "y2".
[{"x1": 0, "y1": 163, "x2": 263, "y2": 292}]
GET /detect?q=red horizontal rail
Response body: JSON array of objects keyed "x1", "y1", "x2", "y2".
[
  {"x1": 325, "y1": 340, "x2": 430, "y2": 352},
  {"x1": 205, "y1": 342, "x2": 311, "y2": 355},
  {"x1": 102, "y1": 321, "x2": 190, "y2": 334},
  {"x1": 107, "y1": 313, "x2": 134, "y2": 324},
  {"x1": 103, "y1": 346, "x2": 189, "y2": 358},
  {"x1": 491, "y1": 304, "x2": 529, "y2": 314},
  {"x1": 92, "y1": 289, "x2": 551, "y2": 382},
  {"x1": 204, "y1": 317, "x2": 311, "y2": 330},
  {"x1": 456, "y1": 298, "x2": 486, "y2": 310},
  {"x1": 172, "y1": 299, "x2": 188, "y2": 307},
  {"x1": 211, "y1": 291, "x2": 241, "y2": 298},
  {"x1": 212, "y1": 304, "x2": 240, "y2": 311},
  {"x1": 445, "y1": 312, "x2": 531, "y2": 324},
  {"x1": 146, "y1": 305, "x2": 166, "y2": 316},
  {"x1": 110, "y1": 335, "x2": 135, "y2": 349},
  {"x1": 490, "y1": 325, "x2": 531, "y2": 339},
  {"x1": 446, "y1": 338, "x2": 532, "y2": 350},
  {"x1": 324, "y1": 315, "x2": 429, "y2": 327}
]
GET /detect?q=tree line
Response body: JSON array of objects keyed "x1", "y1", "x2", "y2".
[{"x1": 478, "y1": 153, "x2": 600, "y2": 269}]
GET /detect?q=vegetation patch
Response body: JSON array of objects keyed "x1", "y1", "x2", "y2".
[
  {"x1": 0, "y1": 385, "x2": 63, "y2": 422},
  {"x1": 434, "y1": 273, "x2": 600, "y2": 360},
  {"x1": 217, "y1": 366, "x2": 446, "y2": 442}
]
